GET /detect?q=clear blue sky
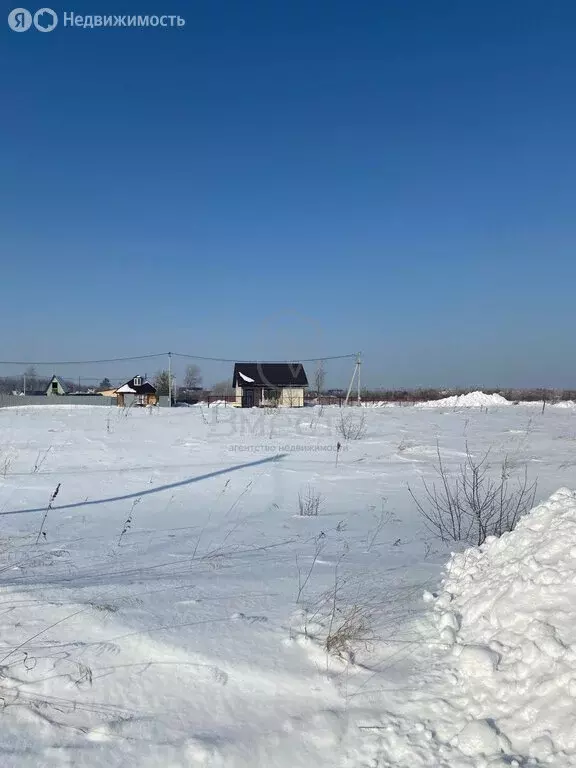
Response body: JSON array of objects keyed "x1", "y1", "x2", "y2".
[{"x1": 2, "y1": 0, "x2": 576, "y2": 388}]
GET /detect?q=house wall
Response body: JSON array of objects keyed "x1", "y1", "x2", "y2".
[
  {"x1": 116, "y1": 393, "x2": 159, "y2": 407},
  {"x1": 235, "y1": 387, "x2": 305, "y2": 407},
  {"x1": 235, "y1": 387, "x2": 264, "y2": 407},
  {"x1": 46, "y1": 381, "x2": 66, "y2": 396},
  {"x1": 279, "y1": 388, "x2": 304, "y2": 407}
]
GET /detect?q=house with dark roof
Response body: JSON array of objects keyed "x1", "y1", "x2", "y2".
[
  {"x1": 115, "y1": 376, "x2": 158, "y2": 407},
  {"x1": 232, "y1": 363, "x2": 308, "y2": 407},
  {"x1": 46, "y1": 375, "x2": 68, "y2": 397}
]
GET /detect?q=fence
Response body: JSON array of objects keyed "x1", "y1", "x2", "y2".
[
  {"x1": 0, "y1": 395, "x2": 117, "y2": 409},
  {"x1": 176, "y1": 393, "x2": 393, "y2": 407},
  {"x1": 0, "y1": 395, "x2": 178, "y2": 409}
]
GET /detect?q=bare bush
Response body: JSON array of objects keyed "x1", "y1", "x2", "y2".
[
  {"x1": 365, "y1": 497, "x2": 393, "y2": 551},
  {"x1": 298, "y1": 486, "x2": 323, "y2": 517},
  {"x1": 337, "y1": 412, "x2": 367, "y2": 441},
  {"x1": 296, "y1": 534, "x2": 325, "y2": 602},
  {"x1": 302, "y1": 563, "x2": 375, "y2": 664},
  {"x1": 325, "y1": 601, "x2": 374, "y2": 660},
  {"x1": 1, "y1": 450, "x2": 15, "y2": 477},
  {"x1": 409, "y1": 445, "x2": 537, "y2": 546}
]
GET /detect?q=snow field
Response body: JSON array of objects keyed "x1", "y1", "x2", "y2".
[{"x1": 0, "y1": 400, "x2": 576, "y2": 765}]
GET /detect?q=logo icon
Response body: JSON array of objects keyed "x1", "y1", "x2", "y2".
[
  {"x1": 8, "y1": 7, "x2": 32, "y2": 31},
  {"x1": 33, "y1": 7, "x2": 57, "y2": 31}
]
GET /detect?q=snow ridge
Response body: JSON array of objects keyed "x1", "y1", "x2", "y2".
[{"x1": 434, "y1": 488, "x2": 576, "y2": 764}]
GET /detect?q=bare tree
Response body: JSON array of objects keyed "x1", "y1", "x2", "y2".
[
  {"x1": 211, "y1": 379, "x2": 234, "y2": 395},
  {"x1": 314, "y1": 360, "x2": 326, "y2": 398},
  {"x1": 183, "y1": 364, "x2": 202, "y2": 390},
  {"x1": 24, "y1": 365, "x2": 37, "y2": 393}
]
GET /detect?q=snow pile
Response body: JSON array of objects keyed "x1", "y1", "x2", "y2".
[
  {"x1": 417, "y1": 391, "x2": 510, "y2": 408},
  {"x1": 434, "y1": 488, "x2": 576, "y2": 764}
]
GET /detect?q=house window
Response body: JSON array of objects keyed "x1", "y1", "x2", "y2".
[
  {"x1": 52, "y1": 381, "x2": 58, "y2": 392},
  {"x1": 133, "y1": 376, "x2": 142, "y2": 387}
]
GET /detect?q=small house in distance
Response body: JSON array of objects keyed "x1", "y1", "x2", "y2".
[
  {"x1": 46, "y1": 375, "x2": 68, "y2": 397},
  {"x1": 232, "y1": 362, "x2": 308, "y2": 407},
  {"x1": 115, "y1": 376, "x2": 158, "y2": 407},
  {"x1": 98, "y1": 388, "x2": 118, "y2": 398}
]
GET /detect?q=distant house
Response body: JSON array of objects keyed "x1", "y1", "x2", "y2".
[
  {"x1": 46, "y1": 375, "x2": 68, "y2": 397},
  {"x1": 115, "y1": 376, "x2": 158, "y2": 407},
  {"x1": 232, "y1": 363, "x2": 308, "y2": 407},
  {"x1": 98, "y1": 388, "x2": 118, "y2": 398}
]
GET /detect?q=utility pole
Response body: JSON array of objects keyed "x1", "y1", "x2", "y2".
[
  {"x1": 344, "y1": 353, "x2": 362, "y2": 407},
  {"x1": 168, "y1": 352, "x2": 172, "y2": 407},
  {"x1": 23, "y1": 371, "x2": 26, "y2": 396}
]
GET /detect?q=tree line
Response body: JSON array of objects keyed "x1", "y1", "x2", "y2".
[{"x1": 2, "y1": 364, "x2": 574, "y2": 404}]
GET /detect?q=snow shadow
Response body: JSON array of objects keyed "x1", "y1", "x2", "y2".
[{"x1": 0, "y1": 454, "x2": 287, "y2": 516}]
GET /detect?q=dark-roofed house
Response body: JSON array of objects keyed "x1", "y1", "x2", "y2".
[
  {"x1": 115, "y1": 376, "x2": 158, "y2": 407},
  {"x1": 232, "y1": 363, "x2": 308, "y2": 407},
  {"x1": 46, "y1": 375, "x2": 68, "y2": 397}
]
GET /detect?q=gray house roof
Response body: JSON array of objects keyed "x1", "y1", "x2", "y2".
[
  {"x1": 116, "y1": 376, "x2": 157, "y2": 395},
  {"x1": 232, "y1": 363, "x2": 308, "y2": 389}
]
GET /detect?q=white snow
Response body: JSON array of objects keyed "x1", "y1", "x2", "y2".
[
  {"x1": 238, "y1": 371, "x2": 255, "y2": 383},
  {"x1": 1, "y1": 403, "x2": 576, "y2": 765},
  {"x1": 360, "y1": 401, "x2": 398, "y2": 408},
  {"x1": 416, "y1": 390, "x2": 511, "y2": 408},
  {"x1": 433, "y1": 486, "x2": 576, "y2": 764}
]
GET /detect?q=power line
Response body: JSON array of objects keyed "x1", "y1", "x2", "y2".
[
  {"x1": 0, "y1": 351, "x2": 358, "y2": 365},
  {"x1": 0, "y1": 353, "x2": 165, "y2": 366},
  {"x1": 173, "y1": 352, "x2": 358, "y2": 363}
]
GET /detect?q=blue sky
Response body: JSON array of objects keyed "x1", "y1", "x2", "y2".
[{"x1": 2, "y1": 0, "x2": 576, "y2": 388}]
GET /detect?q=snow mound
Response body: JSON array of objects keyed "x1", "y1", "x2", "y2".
[
  {"x1": 434, "y1": 487, "x2": 576, "y2": 763},
  {"x1": 417, "y1": 391, "x2": 510, "y2": 408}
]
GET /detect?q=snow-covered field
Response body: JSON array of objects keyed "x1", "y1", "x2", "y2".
[{"x1": 1, "y1": 401, "x2": 576, "y2": 766}]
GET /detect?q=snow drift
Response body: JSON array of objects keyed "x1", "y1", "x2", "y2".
[
  {"x1": 417, "y1": 391, "x2": 510, "y2": 408},
  {"x1": 434, "y1": 488, "x2": 576, "y2": 764}
]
